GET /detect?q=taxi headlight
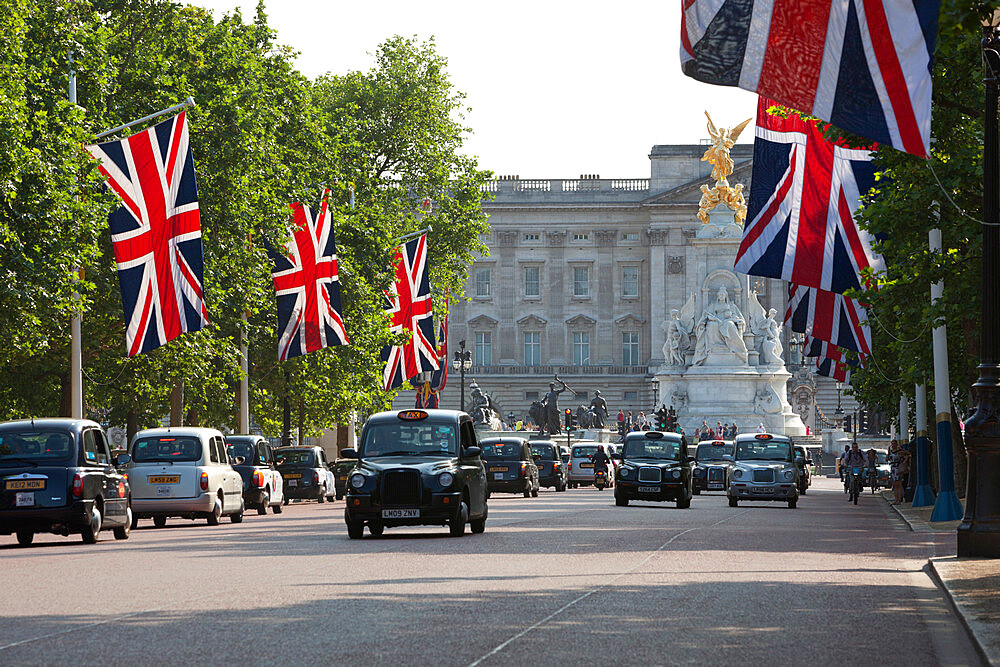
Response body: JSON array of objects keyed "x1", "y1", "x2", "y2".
[
  {"x1": 349, "y1": 473, "x2": 367, "y2": 490},
  {"x1": 438, "y1": 472, "x2": 454, "y2": 488},
  {"x1": 782, "y1": 469, "x2": 795, "y2": 481},
  {"x1": 732, "y1": 468, "x2": 744, "y2": 479},
  {"x1": 671, "y1": 469, "x2": 681, "y2": 479},
  {"x1": 619, "y1": 467, "x2": 632, "y2": 479},
  {"x1": 693, "y1": 468, "x2": 705, "y2": 478}
]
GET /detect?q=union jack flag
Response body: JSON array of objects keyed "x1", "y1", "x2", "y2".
[
  {"x1": 803, "y1": 335, "x2": 865, "y2": 368},
  {"x1": 680, "y1": 0, "x2": 939, "y2": 156},
  {"x1": 85, "y1": 111, "x2": 208, "y2": 356},
  {"x1": 269, "y1": 192, "x2": 349, "y2": 361},
  {"x1": 735, "y1": 98, "x2": 884, "y2": 295},
  {"x1": 815, "y1": 356, "x2": 853, "y2": 383},
  {"x1": 785, "y1": 283, "x2": 872, "y2": 356},
  {"x1": 415, "y1": 300, "x2": 449, "y2": 409},
  {"x1": 381, "y1": 234, "x2": 438, "y2": 390}
]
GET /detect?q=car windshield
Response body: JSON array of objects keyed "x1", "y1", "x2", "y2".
[
  {"x1": 572, "y1": 446, "x2": 598, "y2": 458},
  {"x1": 873, "y1": 451, "x2": 888, "y2": 465},
  {"x1": 696, "y1": 444, "x2": 731, "y2": 461},
  {"x1": 481, "y1": 443, "x2": 521, "y2": 459},
  {"x1": 530, "y1": 444, "x2": 555, "y2": 459},
  {"x1": 132, "y1": 436, "x2": 201, "y2": 462},
  {"x1": 228, "y1": 442, "x2": 259, "y2": 464},
  {"x1": 735, "y1": 440, "x2": 793, "y2": 462},
  {"x1": 360, "y1": 422, "x2": 458, "y2": 457},
  {"x1": 623, "y1": 440, "x2": 680, "y2": 460},
  {"x1": 275, "y1": 449, "x2": 316, "y2": 466},
  {"x1": 0, "y1": 430, "x2": 74, "y2": 463},
  {"x1": 335, "y1": 460, "x2": 356, "y2": 473}
]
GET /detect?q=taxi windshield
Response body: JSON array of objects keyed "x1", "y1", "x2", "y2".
[
  {"x1": 530, "y1": 444, "x2": 555, "y2": 459},
  {"x1": 623, "y1": 440, "x2": 680, "y2": 460},
  {"x1": 572, "y1": 446, "x2": 598, "y2": 458},
  {"x1": 696, "y1": 444, "x2": 731, "y2": 461},
  {"x1": 481, "y1": 443, "x2": 520, "y2": 459},
  {"x1": 226, "y1": 442, "x2": 256, "y2": 464},
  {"x1": 0, "y1": 430, "x2": 75, "y2": 463},
  {"x1": 360, "y1": 422, "x2": 457, "y2": 457},
  {"x1": 132, "y1": 436, "x2": 201, "y2": 462},
  {"x1": 274, "y1": 449, "x2": 316, "y2": 466},
  {"x1": 735, "y1": 440, "x2": 793, "y2": 462}
]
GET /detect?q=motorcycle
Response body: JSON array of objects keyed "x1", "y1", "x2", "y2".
[{"x1": 594, "y1": 469, "x2": 608, "y2": 491}]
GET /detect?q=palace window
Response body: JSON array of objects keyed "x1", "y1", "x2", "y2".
[
  {"x1": 523, "y1": 332, "x2": 540, "y2": 366},
  {"x1": 523, "y1": 233, "x2": 539, "y2": 241},
  {"x1": 525, "y1": 391, "x2": 539, "y2": 400},
  {"x1": 573, "y1": 232, "x2": 589, "y2": 241},
  {"x1": 622, "y1": 232, "x2": 639, "y2": 242},
  {"x1": 572, "y1": 332, "x2": 590, "y2": 366},
  {"x1": 622, "y1": 331, "x2": 639, "y2": 365},
  {"x1": 624, "y1": 391, "x2": 638, "y2": 401},
  {"x1": 524, "y1": 266, "x2": 540, "y2": 297},
  {"x1": 474, "y1": 332, "x2": 492, "y2": 366},
  {"x1": 573, "y1": 267, "x2": 589, "y2": 297},
  {"x1": 622, "y1": 266, "x2": 639, "y2": 298},
  {"x1": 475, "y1": 268, "x2": 491, "y2": 297}
]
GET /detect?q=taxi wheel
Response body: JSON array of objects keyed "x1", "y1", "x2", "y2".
[
  {"x1": 523, "y1": 488, "x2": 531, "y2": 498},
  {"x1": 15, "y1": 530, "x2": 33, "y2": 547},
  {"x1": 335, "y1": 492, "x2": 343, "y2": 501},
  {"x1": 207, "y1": 496, "x2": 222, "y2": 525},
  {"x1": 676, "y1": 494, "x2": 691, "y2": 510},
  {"x1": 728, "y1": 497, "x2": 738, "y2": 507},
  {"x1": 153, "y1": 515, "x2": 167, "y2": 528},
  {"x1": 283, "y1": 498, "x2": 289, "y2": 506},
  {"x1": 788, "y1": 497, "x2": 798, "y2": 509},
  {"x1": 273, "y1": 501, "x2": 283, "y2": 514},
  {"x1": 449, "y1": 501, "x2": 468, "y2": 537},
  {"x1": 693, "y1": 488, "x2": 701, "y2": 495},
  {"x1": 81, "y1": 504, "x2": 102, "y2": 544},
  {"x1": 368, "y1": 521, "x2": 384, "y2": 537},
  {"x1": 230, "y1": 499, "x2": 245, "y2": 523},
  {"x1": 318, "y1": 487, "x2": 326, "y2": 503},
  {"x1": 531, "y1": 486, "x2": 539, "y2": 498},
  {"x1": 130, "y1": 513, "x2": 139, "y2": 530},
  {"x1": 615, "y1": 495, "x2": 629, "y2": 507},
  {"x1": 257, "y1": 492, "x2": 269, "y2": 516},
  {"x1": 347, "y1": 521, "x2": 364, "y2": 539},
  {"x1": 114, "y1": 507, "x2": 132, "y2": 540}
]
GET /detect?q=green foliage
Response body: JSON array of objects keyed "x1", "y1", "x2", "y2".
[{"x1": 0, "y1": 2, "x2": 489, "y2": 438}]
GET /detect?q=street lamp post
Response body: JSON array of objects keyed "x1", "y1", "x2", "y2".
[
  {"x1": 959, "y1": 18, "x2": 1000, "y2": 557},
  {"x1": 834, "y1": 381, "x2": 844, "y2": 430},
  {"x1": 451, "y1": 340, "x2": 473, "y2": 413}
]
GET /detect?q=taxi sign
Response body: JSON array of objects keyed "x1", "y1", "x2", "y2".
[
  {"x1": 398, "y1": 410, "x2": 428, "y2": 421},
  {"x1": 754, "y1": 433, "x2": 773, "y2": 440},
  {"x1": 643, "y1": 431, "x2": 664, "y2": 439}
]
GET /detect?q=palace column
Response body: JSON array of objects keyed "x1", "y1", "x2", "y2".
[{"x1": 647, "y1": 227, "x2": 669, "y2": 367}]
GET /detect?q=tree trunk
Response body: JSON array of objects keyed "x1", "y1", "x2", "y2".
[
  {"x1": 186, "y1": 407, "x2": 199, "y2": 427},
  {"x1": 126, "y1": 409, "x2": 138, "y2": 444},
  {"x1": 170, "y1": 379, "x2": 184, "y2": 427},
  {"x1": 298, "y1": 399, "x2": 304, "y2": 447},
  {"x1": 282, "y1": 369, "x2": 291, "y2": 446}
]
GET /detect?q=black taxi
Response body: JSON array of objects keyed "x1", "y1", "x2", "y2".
[
  {"x1": 341, "y1": 409, "x2": 487, "y2": 538},
  {"x1": 0, "y1": 419, "x2": 132, "y2": 546},
  {"x1": 613, "y1": 431, "x2": 693, "y2": 509},
  {"x1": 692, "y1": 440, "x2": 733, "y2": 494},
  {"x1": 480, "y1": 437, "x2": 540, "y2": 498}
]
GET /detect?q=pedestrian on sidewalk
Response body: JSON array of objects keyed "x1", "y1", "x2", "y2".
[{"x1": 888, "y1": 440, "x2": 910, "y2": 504}]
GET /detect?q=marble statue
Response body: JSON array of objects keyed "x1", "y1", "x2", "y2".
[
  {"x1": 754, "y1": 385, "x2": 782, "y2": 414},
  {"x1": 669, "y1": 387, "x2": 688, "y2": 410},
  {"x1": 693, "y1": 287, "x2": 748, "y2": 365},
  {"x1": 468, "y1": 381, "x2": 501, "y2": 428},
  {"x1": 589, "y1": 390, "x2": 609, "y2": 429},
  {"x1": 753, "y1": 307, "x2": 784, "y2": 366},
  {"x1": 662, "y1": 294, "x2": 697, "y2": 367}
]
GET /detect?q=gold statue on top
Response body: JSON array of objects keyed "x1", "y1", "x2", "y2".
[{"x1": 698, "y1": 111, "x2": 752, "y2": 226}]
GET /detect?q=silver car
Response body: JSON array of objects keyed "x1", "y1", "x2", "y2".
[
  {"x1": 727, "y1": 433, "x2": 800, "y2": 509},
  {"x1": 122, "y1": 427, "x2": 245, "y2": 527}
]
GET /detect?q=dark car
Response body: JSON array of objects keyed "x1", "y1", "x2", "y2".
[
  {"x1": 341, "y1": 409, "x2": 488, "y2": 538},
  {"x1": 225, "y1": 435, "x2": 285, "y2": 515},
  {"x1": 613, "y1": 431, "x2": 693, "y2": 509},
  {"x1": 332, "y1": 459, "x2": 357, "y2": 500},
  {"x1": 481, "y1": 437, "x2": 540, "y2": 498},
  {"x1": 530, "y1": 440, "x2": 567, "y2": 492},
  {"x1": 793, "y1": 445, "x2": 812, "y2": 494},
  {"x1": 692, "y1": 440, "x2": 733, "y2": 494},
  {"x1": 0, "y1": 419, "x2": 131, "y2": 546},
  {"x1": 274, "y1": 446, "x2": 336, "y2": 503}
]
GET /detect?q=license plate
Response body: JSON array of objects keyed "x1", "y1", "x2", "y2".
[
  {"x1": 148, "y1": 475, "x2": 179, "y2": 484},
  {"x1": 493, "y1": 473, "x2": 504, "y2": 480},
  {"x1": 15, "y1": 492, "x2": 34, "y2": 507},
  {"x1": 288, "y1": 479, "x2": 298, "y2": 487},
  {"x1": 752, "y1": 487, "x2": 774, "y2": 494},
  {"x1": 6, "y1": 479, "x2": 45, "y2": 491},
  {"x1": 382, "y1": 509, "x2": 419, "y2": 519},
  {"x1": 488, "y1": 467, "x2": 505, "y2": 472},
  {"x1": 284, "y1": 473, "x2": 302, "y2": 479},
  {"x1": 580, "y1": 463, "x2": 593, "y2": 469},
  {"x1": 339, "y1": 476, "x2": 347, "y2": 481},
  {"x1": 638, "y1": 486, "x2": 659, "y2": 493},
  {"x1": 708, "y1": 483, "x2": 724, "y2": 489},
  {"x1": 156, "y1": 486, "x2": 171, "y2": 497}
]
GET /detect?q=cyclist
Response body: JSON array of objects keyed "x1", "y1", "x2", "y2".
[
  {"x1": 843, "y1": 442, "x2": 866, "y2": 501},
  {"x1": 838, "y1": 444, "x2": 851, "y2": 482},
  {"x1": 866, "y1": 448, "x2": 879, "y2": 490}
]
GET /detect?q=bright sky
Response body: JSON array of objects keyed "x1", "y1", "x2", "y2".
[{"x1": 190, "y1": 0, "x2": 758, "y2": 178}]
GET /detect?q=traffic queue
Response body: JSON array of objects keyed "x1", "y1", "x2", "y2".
[{"x1": 0, "y1": 409, "x2": 812, "y2": 547}]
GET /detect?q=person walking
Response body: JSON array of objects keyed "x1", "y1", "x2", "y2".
[{"x1": 889, "y1": 441, "x2": 911, "y2": 504}]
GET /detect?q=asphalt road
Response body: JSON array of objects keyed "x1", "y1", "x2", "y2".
[{"x1": 0, "y1": 477, "x2": 979, "y2": 666}]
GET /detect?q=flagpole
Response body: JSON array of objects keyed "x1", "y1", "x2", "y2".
[
  {"x1": 912, "y1": 381, "x2": 935, "y2": 507},
  {"x1": 239, "y1": 310, "x2": 249, "y2": 433},
  {"x1": 69, "y1": 53, "x2": 83, "y2": 420},
  {"x1": 392, "y1": 226, "x2": 433, "y2": 246},
  {"x1": 94, "y1": 97, "x2": 196, "y2": 140}
]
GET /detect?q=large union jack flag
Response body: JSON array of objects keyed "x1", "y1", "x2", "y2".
[
  {"x1": 816, "y1": 356, "x2": 854, "y2": 383},
  {"x1": 680, "y1": 0, "x2": 939, "y2": 156},
  {"x1": 415, "y1": 299, "x2": 448, "y2": 409},
  {"x1": 85, "y1": 111, "x2": 208, "y2": 356},
  {"x1": 269, "y1": 192, "x2": 349, "y2": 361},
  {"x1": 381, "y1": 234, "x2": 438, "y2": 391},
  {"x1": 785, "y1": 283, "x2": 872, "y2": 356},
  {"x1": 803, "y1": 335, "x2": 865, "y2": 367},
  {"x1": 735, "y1": 97, "x2": 884, "y2": 295}
]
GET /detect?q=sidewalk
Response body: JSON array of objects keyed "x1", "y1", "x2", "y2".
[{"x1": 882, "y1": 489, "x2": 1000, "y2": 665}]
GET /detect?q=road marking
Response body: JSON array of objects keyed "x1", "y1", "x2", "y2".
[{"x1": 467, "y1": 508, "x2": 750, "y2": 666}]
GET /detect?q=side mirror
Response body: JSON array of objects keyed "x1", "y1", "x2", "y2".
[
  {"x1": 612, "y1": 452, "x2": 623, "y2": 460},
  {"x1": 115, "y1": 453, "x2": 131, "y2": 467},
  {"x1": 463, "y1": 446, "x2": 481, "y2": 458},
  {"x1": 686, "y1": 456, "x2": 696, "y2": 464},
  {"x1": 340, "y1": 448, "x2": 358, "y2": 459},
  {"x1": 722, "y1": 454, "x2": 733, "y2": 462}
]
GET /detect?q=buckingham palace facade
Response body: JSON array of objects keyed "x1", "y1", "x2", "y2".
[{"x1": 419, "y1": 143, "x2": 857, "y2": 429}]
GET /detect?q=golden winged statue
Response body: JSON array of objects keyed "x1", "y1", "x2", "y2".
[{"x1": 698, "y1": 111, "x2": 752, "y2": 225}]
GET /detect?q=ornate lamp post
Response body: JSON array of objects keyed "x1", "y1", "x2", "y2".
[
  {"x1": 451, "y1": 340, "x2": 473, "y2": 413},
  {"x1": 959, "y1": 17, "x2": 1000, "y2": 557}
]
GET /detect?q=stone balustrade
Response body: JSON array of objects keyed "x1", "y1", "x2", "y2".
[{"x1": 481, "y1": 178, "x2": 650, "y2": 197}]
